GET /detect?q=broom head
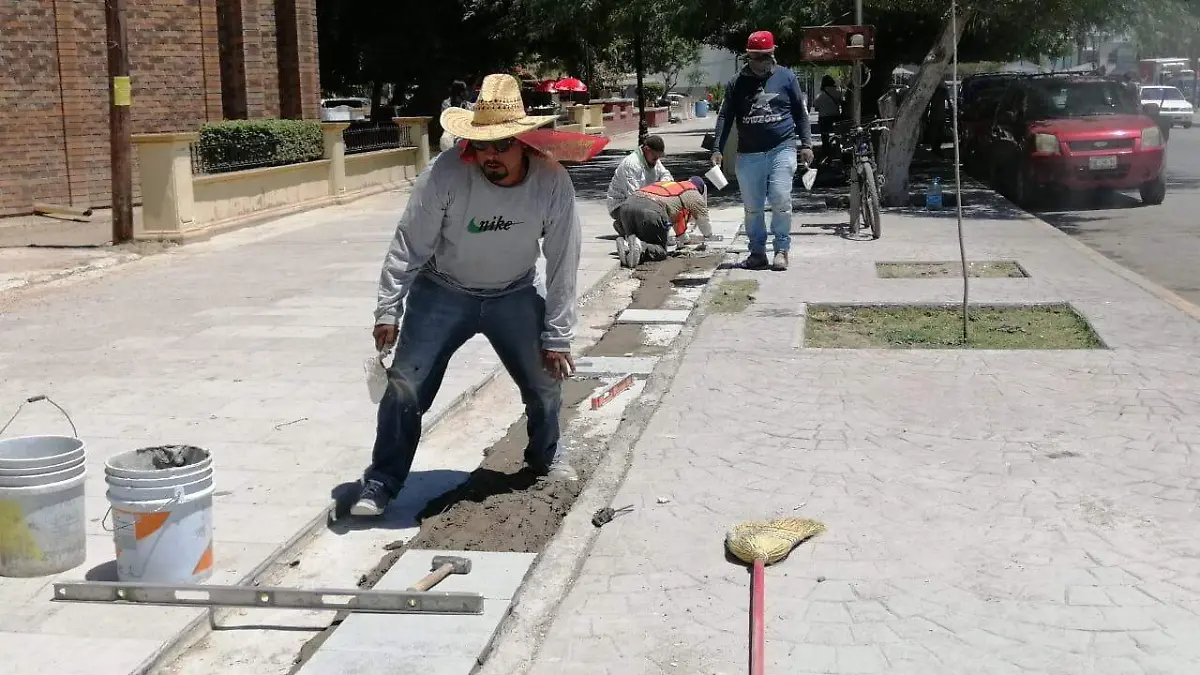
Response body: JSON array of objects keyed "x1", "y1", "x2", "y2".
[{"x1": 725, "y1": 516, "x2": 825, "y2": 566}]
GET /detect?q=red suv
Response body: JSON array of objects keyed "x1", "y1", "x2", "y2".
[{"x1": 984, "y1": 75, "x2": 1166, "y2": 206}]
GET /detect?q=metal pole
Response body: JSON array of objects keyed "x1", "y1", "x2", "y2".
[
  {"x1": 851, "y1": 0, "x2": 863, "y2": 127},
  {"x1": 950, "y1": 0, "x2": 969, "y2": 341},
  {"x1": 105, "y1": 0, "x2": 134, "y2": 243}
]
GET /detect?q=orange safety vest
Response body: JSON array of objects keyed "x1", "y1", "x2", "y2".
[{"x1": 637, "y1": 181, "x2": 696, "y2": 236}]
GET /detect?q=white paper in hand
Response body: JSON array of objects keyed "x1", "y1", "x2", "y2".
[
  {"x1": 364, "y1": 350, "x2": 391, "y2": 403},
  {"x1": 801, "y1": 167, "x2": 817, "y2": 191}
]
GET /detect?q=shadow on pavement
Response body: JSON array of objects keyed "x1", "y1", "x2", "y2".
[{"x1": 326, "y1": 468, "x2": 471, "y2": 533}]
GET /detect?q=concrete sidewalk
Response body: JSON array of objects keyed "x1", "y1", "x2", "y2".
[
  {"x1": 525, "y1": 195, "x2": 1200, "y2": 673},
  {"x1": 0, "y1": 170, "x2": 620, "y2": 672}
]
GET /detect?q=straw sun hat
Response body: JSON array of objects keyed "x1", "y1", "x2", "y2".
[{"x1": 440, "y1": 73, "x2": 558, "y2": 142}]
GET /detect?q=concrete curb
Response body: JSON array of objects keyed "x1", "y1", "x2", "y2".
[
  {"x1": 1024, "y1": 207, "x2": 1200, "y2": 323},
  {"x1": 129, "y1": 260, "x2": 628, "y2": 675},
  {"x1": 472, "y1": 263, "x2": 725, "y2": 675}
]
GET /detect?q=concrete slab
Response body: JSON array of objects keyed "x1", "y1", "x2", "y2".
[
  {"x1": 616, "y1": 309, "x2": 691, "y2": 324},
  {"x1": 573, "y1": 356, "x2": 658, "y2": 375},
  {"x1": 296, "y1": 550, "x2": 535, "y2": 675}
]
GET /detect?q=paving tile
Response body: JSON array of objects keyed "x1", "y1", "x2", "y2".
[
  {"x1": 572, "y1": 356, "x2": 659, "y2": 375},
  {"x1": 297, "y1": 550, "x2": 534, "y2": 675},
  {"x1": 616, "y1": 309, "x2": 692, "y2": 324}
]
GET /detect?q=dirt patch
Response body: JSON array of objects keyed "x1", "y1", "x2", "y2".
[
  {"x1": 710, "y1": 279, "x2": 759, "y2": 313},
  {"x1": 403, "y1": 376, "x2": 600, "y2": 554},
  {"x1": 352, "y1": 252, "x2": 721, "y2": 584},
  {"x1": 804, "y1": 304, "x2": 1104, "y2": 349},
  {"x1": 588, "y1": 251, "x2": 721, "y2": 359},
  {"x1": 876, "y1": 261, "x2": 1027, "y2": 279},
  {"x1": 628, "y1": 252, "x2": 721, "y2": 309}
]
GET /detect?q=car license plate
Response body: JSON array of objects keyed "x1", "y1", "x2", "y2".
[{"x1": 1088, "y1": 155, "x2": 1118, "y2": 170}]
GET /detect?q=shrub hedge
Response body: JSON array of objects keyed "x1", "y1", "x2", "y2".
[{"x1": 194, "y1": 119, "x2": 324, "y2": 174}]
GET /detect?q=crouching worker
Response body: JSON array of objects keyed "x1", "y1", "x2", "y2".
[{"x1": 614, "y1": 177, "x2": 711, "y2": 268}]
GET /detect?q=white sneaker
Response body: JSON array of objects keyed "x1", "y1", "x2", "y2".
[
  {"x1": 615, "y1": 237, "x2": 630, "y2": 267},
  {"x1": 545, "y1": 460, "x2": 579, "y2": 481},
  {"x1": 626, "y1": 235, "x2": 642, "y2": 267}
]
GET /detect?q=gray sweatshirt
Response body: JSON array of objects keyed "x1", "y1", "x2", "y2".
[{"x1": 374, "y1": 151, "x2": 582, "y2": 352}]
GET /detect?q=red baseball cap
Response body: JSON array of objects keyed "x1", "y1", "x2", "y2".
[{"x1": 746, "y1": 30, "x2": 776, "y2": 53}]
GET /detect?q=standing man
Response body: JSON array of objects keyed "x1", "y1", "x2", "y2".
[
  {"x1": 352, "y1": 73, "x2": 582, "y2": 517},
  {"x1": 439, "y1": 80, "x2": 474, "y2": 152},
  {"x1": 614, "y1": 176, "x2": 711, "y2": 268},
  {"x1": 712, "y1": 30, "x2": 814, "y2": 271},
  {"x1": 813, "y1": 74, "x2": 844, "y2": 162},
  {"x1": 606, "y1": 134, "x2": 673, "y2": 231}
]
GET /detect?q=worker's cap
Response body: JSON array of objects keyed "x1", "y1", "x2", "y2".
[{"x1": 746, "y1": 31, "x2": 776, "y2": 54}]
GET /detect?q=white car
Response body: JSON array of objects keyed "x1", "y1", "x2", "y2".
[
  {"x1": 319, "y1": 97, "x2": 370, "y2": 122},
  {"x1": 1140, "y1": 86, "x2": 1194, "y2": 128}
]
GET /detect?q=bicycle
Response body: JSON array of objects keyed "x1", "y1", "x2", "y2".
[{"x1": 843, "y1": 117, "x2": 891, "y2": 240}]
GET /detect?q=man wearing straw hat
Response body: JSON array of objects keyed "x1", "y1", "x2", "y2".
[{"x1": 351, "y1": 73, "x2": 583, "y2": 518}]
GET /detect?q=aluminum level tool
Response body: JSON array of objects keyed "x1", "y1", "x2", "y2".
[{"x1": 52, "y1": 581, "x2": 483, "y2": 615}]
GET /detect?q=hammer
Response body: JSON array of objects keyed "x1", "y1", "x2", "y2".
[{"x1": 406, "y1": 555, "x2": 472, "y2": 592}]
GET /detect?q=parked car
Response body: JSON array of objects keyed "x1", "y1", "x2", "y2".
[
  {"x1": 1139, "y1": 85, "x2": 1194, "y2": 128},
  {"x1": 985, "y1": 74, "x2": 1166, "y2": 206},
  {"x1": 319, "y1": 97, "x2": 370, "y2": 122}
]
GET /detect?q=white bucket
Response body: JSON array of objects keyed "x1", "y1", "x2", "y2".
[
  {"x1": 705, "y1": 164, "x2": 729, "y2": 191},
  {"x1": 0, "y1": 453, "x2": 85, "y2": 478},
  {"x1": 0, "y1": 435, "x2": 85, "y2": 471},
  {"x1": 0, "y1": 466, "x2": 87, "y2": 577},
  {"x1": 104, "y1": 446, "x2": 215, "y2": 584}
]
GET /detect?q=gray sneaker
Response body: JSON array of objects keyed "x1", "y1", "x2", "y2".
[
  {"x1": 542, "y1": 460, "x2": 579, "y2": 482},
  {"x1": 772, "y1": 251, "x2": 789, "y2": 271},
  {"x1": 615, "y1": 237, "x2": 629, "y2": 267},
  {"x1": 626, "y1": 235, "x2": 642, "y2": 268},
  {"x1": 350, "y1": 479, "x2": 390, "y2": 517},
  {"x1": 741, "y1": 252, "x2": 770, "y2": 269}
]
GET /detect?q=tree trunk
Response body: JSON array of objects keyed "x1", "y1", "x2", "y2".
[
  {"x1": 635, "y1": 32, "x2": 647, "y2": 142},
  {"x1": 880, "y1": 6, "x2": 974, "y2": 207}
]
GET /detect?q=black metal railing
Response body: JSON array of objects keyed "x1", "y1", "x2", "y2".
[
  {"x1": 344, "y1": 123, "x2": 412, "y2": 155},
  {"x1": 190, "y1": 137, "x2": 325, "y2": 175}
]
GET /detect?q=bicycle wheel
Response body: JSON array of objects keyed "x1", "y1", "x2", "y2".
[
  {"x1": 862, "y1": 162, "x2": 882, "y2": 240},
  {"x1": 848, "y1": 169, "x2": 861, "y2": 235}
]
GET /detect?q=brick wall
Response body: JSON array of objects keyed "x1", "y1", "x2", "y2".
[{"x1": 0, "y1": 0, "x2": 320, "y2": 218}]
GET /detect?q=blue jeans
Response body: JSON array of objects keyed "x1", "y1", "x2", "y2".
[
  {"x1": 364, "y1": 274, "x2": 563, "y2": 495},
  {"x1": 737, "y1": 143, "x2": 798, "y2": 255}
]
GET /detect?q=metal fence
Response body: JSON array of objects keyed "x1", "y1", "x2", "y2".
[
  {"x1": 190, "y1": 137, "x2": 325, "y2": 175},
  {"x1": 343, "y1": 123, "x2": 413, "y2": 155}
]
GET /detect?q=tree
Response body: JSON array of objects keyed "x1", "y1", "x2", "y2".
[{"x1": 643, "y1": 35, "x2": 703, "y2": 94}]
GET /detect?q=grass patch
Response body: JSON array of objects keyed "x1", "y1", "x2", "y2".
[
  {"x1": 876, "y1": 261, "x2": 1027, "y2": 279},
  {"x1": 804, "y1": 304, "x2": 1103, "y2": 349},
  {"x1": 710, "y1": 279, "x2": 759, "y2": 314}
]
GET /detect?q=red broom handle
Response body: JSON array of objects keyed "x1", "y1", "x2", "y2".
[{"x1": 750, "y1": 558, "x2": 765, "y2": 675}]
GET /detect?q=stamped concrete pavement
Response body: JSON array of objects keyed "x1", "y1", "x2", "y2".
[
  {"x1": 0, "y1": 167, "x2": 620, "y2": 673},
  {"x1": 527, "y1": 199, "x2": 1200, "y2": 674}
]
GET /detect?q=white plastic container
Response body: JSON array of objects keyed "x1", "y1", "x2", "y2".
[
  {"x1": 0, "y1": 436, "x2": 88, "y2": 577},
  {"x1": 705, "y1": 164, "x2": 729, "y2": 191},
  {"x1": 104, "y1": 446, "x2": 215, "y2": 583}
]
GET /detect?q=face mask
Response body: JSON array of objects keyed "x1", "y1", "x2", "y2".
[{"x1": 747, "y1": 57, "x2": 774, "y2": 77}]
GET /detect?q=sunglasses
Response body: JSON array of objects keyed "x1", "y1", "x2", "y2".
[{"x1": 468, "y1": 138, "x2": 518, "y2": 153}]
